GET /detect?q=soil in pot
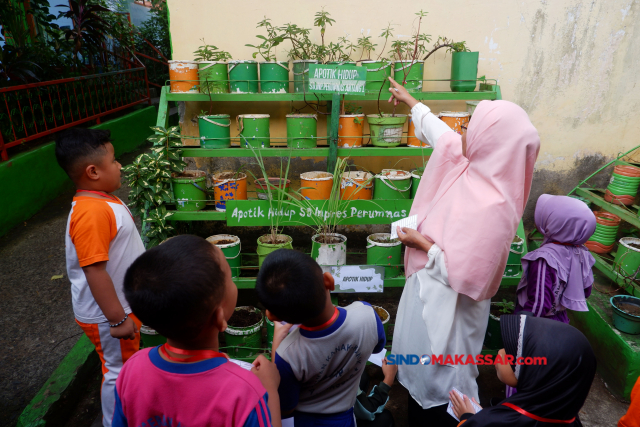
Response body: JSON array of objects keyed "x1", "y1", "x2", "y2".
[
  {"x1": 629, "y1": 243, "x2": 640, "y2": 250},
  {"x1": 216, "y1": 172, "x2": 238, "y2": 180},
  {"x1": 210, "y1": 239, "x2": 235, "y2": 245},
  {"x1": 173, "y1": 170, "x2": 206, "y2": 179},
  {"x1": 315, "y1": 234, "x2": 344, "y2": 244},
  {"x1": 370, "y1": 235, "x2": 398, "y2": 244},
  {"x1": 228, "y1": 308, "x2": 262, "y2": 328},
  {"x1": 374, "y1": 306, "x2": 390, "y2": 322},
  {"x1": 259, "y1": 234, "x2": 291, "y2": 245},
  {"x1": 618, "y1": 302, "x2": 640, "y2": 316}
]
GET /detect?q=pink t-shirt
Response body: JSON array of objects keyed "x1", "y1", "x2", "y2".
[{"x1": 113, "y1": 347, "x2": 272, "y2": 427}]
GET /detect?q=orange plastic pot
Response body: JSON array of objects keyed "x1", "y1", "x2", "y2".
[
  {"x1": 300, "y1": 172, "x2": 334, "y2": 200},
  {"x1": 169, "y1": 60, "x2": 199, "y2": 93},
  {"x1": 212, "y1": 172, "x2": 247, "y2": 212},
  {"x1": 338, "y1": 115, "x2": 364, "y2": 148},
  {"x1": 595, "y1": 211, "x2": 622, "y2": 226},
  {"x1": 604, "y1": 190, "x2": 635, "y2": 206},
  {"x1": 614, "y1": 165, "x2": 640, "y2": 177},
  {"x1": 341, "y1": 171, "x2": 373, "y2": 200},
  {"x1": 407, "y1": 114, "x2": 428, "y2": 147},
  {"x1": 438, "y1": 111, "x2": 470, "y2": 135},
  {"x1": 585, "y1": 241, "x2": 615, "y2": 254}
]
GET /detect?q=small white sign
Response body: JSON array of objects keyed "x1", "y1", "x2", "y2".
[
  {"x1": 330, "y1": 265, "x2": 385, "y2": 293},
  {"x1": 390, "y1": 215, "x2": 417, "y2": 239},
  {"x1": 446, "y1": 387, "x2": 482, "y2": 421}
]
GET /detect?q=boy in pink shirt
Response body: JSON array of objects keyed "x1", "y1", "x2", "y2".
[{"x1": 114, "y1": 235, "x2": 281, "y2": 427}]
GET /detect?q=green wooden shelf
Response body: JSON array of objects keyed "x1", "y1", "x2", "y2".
[
  {"x1": 591, "y1": 252, "x2": 640, "y2": 297},
  {"x1": 575, "y1": 188, "x2": 640, "y2": 229},
  {"x1": 165, "y1": 89, "x2": 498, "y2": 103},
  {"x1": 179, "y1": 146, "x2": 433, "y2": 158}
]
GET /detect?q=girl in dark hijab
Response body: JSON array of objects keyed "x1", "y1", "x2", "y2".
[{"x1": 451, "y1": 313, "x2": 597, "y2": 426}]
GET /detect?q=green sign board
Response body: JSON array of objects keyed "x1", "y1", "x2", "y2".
[
  {"x1": 308, "y1": 64, "x2": 366, "y2": 94},
  {"x1": 224, "y1": 199, "x2": 413, "y2": 227}
]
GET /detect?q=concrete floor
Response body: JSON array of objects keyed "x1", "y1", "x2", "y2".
[{"x1": 0, "y1": 142, "x2": 632, "y2": 426}]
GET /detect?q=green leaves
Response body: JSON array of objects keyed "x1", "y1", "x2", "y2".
[{"x1": 193, "y1": 38, "x2": 233, "y2": 61}]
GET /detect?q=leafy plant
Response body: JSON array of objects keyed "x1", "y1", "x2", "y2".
[
  {"x1": 493, "y1": 299, "x2": 515, "y2": 315},
  {"x1": 193, "y1": 38, "x2": 232, "y2": 62},
  {"x1": 56, "y1": 0, "x2": 111, "y2": 67},
  {"x1": 356, "y1": 34, "x2": 377, "y2": 61},
  {"x1": 343, "y1": 103, "x2": 362, "y2": 115},
  {"x1": 245, "y1": 17, "x2": 284, "y2": 61},
  {"x1": 377, "y1": 23, "x2": 396, "y2": 61},
  {"x1": 122, "y1": 126, "x2": 187, "y2": 247}
]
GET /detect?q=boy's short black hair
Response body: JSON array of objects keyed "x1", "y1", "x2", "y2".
[
  {"x1": 256, "y1": 249, "x2": 326, "y2": 324},
  {"x1": 54, "y1": 128, "x2": 112, "y2": 180},
  {"x1": 124, "y1": 235, "x2": 224, "y2": 341}
]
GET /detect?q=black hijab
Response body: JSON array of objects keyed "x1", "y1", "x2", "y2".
[{"x1": 462, "y1": 314, "x2": 596, "y2": 426}]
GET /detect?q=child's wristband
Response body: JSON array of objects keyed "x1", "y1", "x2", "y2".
[{"x1": 109, "y1": 313, "x2": 129, "y2": 328}]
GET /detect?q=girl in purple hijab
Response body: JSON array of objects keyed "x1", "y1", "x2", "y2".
[{"x1": 515, "y1": 194, "x2": 597, "y2": 323}]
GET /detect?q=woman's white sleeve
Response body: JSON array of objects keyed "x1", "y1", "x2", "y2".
[
  {"x1": 424, "y1": 244, "x2": 449, "y2": 284},
  {"x1": 411, "y1": 103, "x2": 453, "y2": 149}
]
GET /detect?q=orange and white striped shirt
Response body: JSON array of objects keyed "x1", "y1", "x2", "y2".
[{"x1": 65, "y1": 196, "x2": 144, "y2": 323}]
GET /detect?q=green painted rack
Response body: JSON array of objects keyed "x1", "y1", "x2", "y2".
[
  {"x1": 153, "y1": 83, "x2": 522, "y2": 289},
  {"x1": 575, "y1": 187, "x2": 640, "y2": 297}
]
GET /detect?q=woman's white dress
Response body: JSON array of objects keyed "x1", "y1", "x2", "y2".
[{"x1": 392, "y1": 103, "x2": 491, "y2": 410}]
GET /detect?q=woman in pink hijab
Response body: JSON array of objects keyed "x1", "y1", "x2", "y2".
[{"x1": 387, "y1": 77, "x2": 540, "y2": 427}]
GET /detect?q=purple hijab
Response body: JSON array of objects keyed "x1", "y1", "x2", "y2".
[{"x1": 517, "y1": 194, "x2": 596, "y2": 312}]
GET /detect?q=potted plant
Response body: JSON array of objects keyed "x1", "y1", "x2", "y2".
[
  {"x1": 389, "y1": 12, "x2": 429, "y2": 93},
  {"x1": 246, "y1": 143, "x2": 294, "y2": 266},
  {"x1": 610, "y1": 295, "x2": 640, "y2": 335},
  {"x1": 193, "y1": 38, "x2": 232, "y2": 94},
  {"x1": 224, "y1": 306, "x2": 264, "y2": 359},
  {"x1": 197, "y1": 110, "x2": 232, "y2": 149},
  {"x1": 246, "y1": 17, "x2": 290, "y2": 93},
  {"x1": 447, "y1": 41, "x2": 476, "y2": 92},
  {"x1": 207, "y1": 234, "x2": 242, "y2": 278},
  {"x1": 366, "y1": 233, "x2": 402, "y2": 279},
  {"x1": 211, "y1": 166, "x2": 248, "y2": 212},
  {"x1": 484, "y1": 299, "x2": 515, "y2": 350}
]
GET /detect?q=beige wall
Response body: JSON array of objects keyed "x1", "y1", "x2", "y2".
[{"x1": 168, "y1": 0, "x2": 640, "y2": 176}]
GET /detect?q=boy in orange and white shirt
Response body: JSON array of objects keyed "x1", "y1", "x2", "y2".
[{"x1": 55, "y1": 128, "x2": 145, "y2": 427}]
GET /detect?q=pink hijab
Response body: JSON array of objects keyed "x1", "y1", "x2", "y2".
[{"x1": 405, "y1": 100, "x2": 540, "y2": 301}]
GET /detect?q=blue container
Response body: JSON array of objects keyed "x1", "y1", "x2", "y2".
[{"x1": 611, "y1": 295, "x2": 640, "y2": 334}]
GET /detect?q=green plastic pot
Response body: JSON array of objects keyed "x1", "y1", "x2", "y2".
[
  {"x1": 207, "y1": 234, "x2": 241, "y2": 278},
  {"x1": 361, "y1": 61, "x2": 391, "y2": 93},
  {"x1": 371, "y1": 305, "x2": 390, "y2": 338},
  {"x1": 373, "y1": 170, "x2": 412, "y2": 200},
  {"x1": 410, "y1": 169, "x2": 423, "y2": 199},
  {"x1": 229, "y1": 60, "x2": 258, "y2": 93},
  {"x1": 503, "y1": 264, "x2": 522, "y2": 277},
  {"x1": 172, "y1": 170, "x2": 207, "y2": 211},
  {"x1": 238, "y1": 114, "x2": 270, "y2": 148},
  {"x1": 367, "y1": 233, "x2": 402, "y2": 278},
  {"x1": 613, "y1": 237, "x2": 640, "y2": 277},
  {"x1": 393, "y1": 61, "x2": 423, "y2": 93},
  {"x1": 198, "y1": 61, "x2": 229, "y2": 94},
  {"x1": 266, "y1": 317, "x2": 275, "y2": 348},
  {"x1": 608, "y1": 173, "x2": 640, "y2": 197},
  {"x1": 293, "y1": 60, "x2": 317, "y2": 93},
  {"x1": 508, "y1": 235, "x2": 525, "y2": 265},
  {"x1": 198, "y1": 114, "x2": 231, "y2": 149},
  {"x1": 140, "y1": 325, "x2": 167, "y2": 348},
  {"x1": 311, "y1": 233, "x2": 347, "y2": 267},
  {"x1": 326, "y1": 61, "x2": 357, "y2": 66},
  {"x1": 224, "y1": 306, "x2": 264, "y2": 358},
  {"x1": 367, "y1": 114, "x2": 407, "y2": 147},
  {"x1": 286, "y1": 114, "x2": 318, "y2": 148},
  {"x1": 257, "y1": 234, "x2": 293, "y2": 267},
  {"x1": 483, "y1": 312, "x2": 503, "y2": 349},
  {"x1": 610, "y1": 295, "x2": 640, "y2": 335},
  {"x1": 450, "y1": 51, "x2": 479, "y2": 92},
  {"x1": 260, "y1": 61, "x2": 290, "y2": 93}
]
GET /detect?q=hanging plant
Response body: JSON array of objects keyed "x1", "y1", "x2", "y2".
[{"x1": 122, "y1": 125, "x2": 187, "y2": 247}]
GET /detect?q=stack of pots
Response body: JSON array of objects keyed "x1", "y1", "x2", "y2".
[
  {"x1": 585, "y1": 211, "x2": 621, "y2": 254},
  {"x1": 374, "y1": 170, "x2": 412, "y2": 200},
  {"x1": 605, "y1": 164, "x2": 640, "y2": 205},
  {"x1": 341, "y1": 171, "x2": 373, "y2": 200},
  {"x1": 300, "y1": 172, "x2": 333, "y2": 200}
]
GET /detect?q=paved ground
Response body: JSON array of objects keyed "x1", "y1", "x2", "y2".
[{"x1": 0, "y1": 141, "x2": 632, "y2": 426}]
